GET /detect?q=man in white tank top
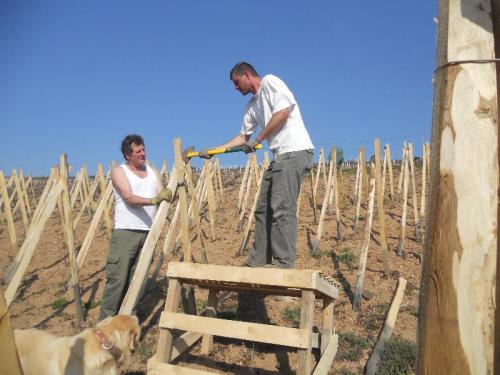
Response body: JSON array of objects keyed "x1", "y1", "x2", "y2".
[{"x1": 100, "y1": 134, "x2": 172, "y2": 319}]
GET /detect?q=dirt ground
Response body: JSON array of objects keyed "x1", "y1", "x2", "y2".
[{"x1": 1, "y1": 162, "x2": 424, "y2": 374}]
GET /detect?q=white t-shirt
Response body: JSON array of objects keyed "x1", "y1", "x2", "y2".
[
  {"x1": 240, "y1": 74, "x2": 314, "y2": 155},
  {"x1": 114, "y1": 164, "x2": 158, "y2": 230}
]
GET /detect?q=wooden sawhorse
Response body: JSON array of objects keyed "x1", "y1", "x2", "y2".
[{"x1": 148, "y1": 262, "x2": 339, "y2": 374}]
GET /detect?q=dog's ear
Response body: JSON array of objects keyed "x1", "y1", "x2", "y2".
[{"x1": 129, "y1": 318, "x2": 141, "y2": 350}]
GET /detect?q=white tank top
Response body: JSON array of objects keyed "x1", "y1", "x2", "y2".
[{"x1": 114, "y1": 164, "x2": 158, "y2": 230}]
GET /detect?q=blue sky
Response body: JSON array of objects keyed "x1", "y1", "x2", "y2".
[{"x1": 0, "y1": 1, "x2": 436, "y2": 176}]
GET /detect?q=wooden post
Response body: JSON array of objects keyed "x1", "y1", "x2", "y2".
[
  {"x1": 238, "y1": 153, "x2": 269, "y2": 254},
  {"x1": 332, "y1": 147, "x2": 342, "y2": 241},
  {"x1": 59, "y1": 154, "x2": 84, "y2": 326},
  {"x1": 312, "y1": 148, "x2": 335, "y2": 256},
  {"x1": 353, "y1": 149, "x2": 361, "y2": 203},
  {"x1": 12, "y1": 169, "x2": 29, "y2": 229},
  {"x1": 185, "y1": 164, "x2": 208, "y2": 263},
  {"x1": 309, "y1": 169, "x2": 318, "y2": 223},
  {"x1": 76, "y1": 181, "x2": 113, "y2": 269},
  {"x1": 353, "y1": 163, "x2": 376, "y2": 311},
  {"x1": 204, "y1": 160, "x2": 217, "y2": 240},
  {"x1": 366, "y1": 277, "x2": 407, "y2": 375},
  {"x1": 374, "y1": 139, "x2": 390, "y2": 274},
  {"x1": 237, "y1": 156, "x2": 256, "y2": 231},
  {"x1": 397, "y1": 154, "x2": 409, "y2": 257},
  {"x1": 19, "y1": 170, "x2": 32, "y2": 217},
  {"x1": 386, "y1": 144, "x2": 395, "y2": 204},
  {"x1": 297, "y1": 290, "x2": 315, "y2": 375},
  {"x1": 353, "y1": 154, "x2": 363, "y2": 232},
  {"x1": 418, "y1": 1, "x2": 497, "y2": 373},
  {"x1": 313, "y1": 148, "x2": 325, "y2": 198},
  {"x1": 236, "y1": 155, "x2": 252, "y2": 216},
  {"x1": 407, "y1": 143, "x2": 420, "y2": 241},
  {"x1": 397, "y1": 143, "x2": 407, "y2": 194},
  {"x1": 420, "y1": 142, "x2": 428, "y2": 220},
  {"x1": 0, "y1": 171, "x2": 18, "y2": 253},
  {"x1": 5, "y1": 180, "x2": 63, "y2": 307}
]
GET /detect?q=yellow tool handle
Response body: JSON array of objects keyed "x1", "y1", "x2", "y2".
[{"x1": 186, "y1": 144, "x2": 262, "y2": 159}]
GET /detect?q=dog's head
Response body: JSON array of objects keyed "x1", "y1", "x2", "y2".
[{"x1": 96, "y1": 315, "x2": 140, "y2": 366}]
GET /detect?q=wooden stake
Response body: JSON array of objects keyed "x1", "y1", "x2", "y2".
[
  {"x1": 353, "y1": 163, "x2": 376, "y2": 311},
  {"x1": 353, "y1": 155, "x2": 363, "y2": 232},
  {"x1": 238, "y1": 153, "x2": 269, "y2": 254},
  {"x1": 311, "y1": 148, "x2": 335, "y2": 256},
  {"x1": 5, "y1": 180, "x2": 63, "y2": 307},
  {"x1": 76, "y1": 181, "x2": 113, "y2": 269},
  {"x1": 0, "y1": 170, "x2": 18, "y2": 253},
  {"x1": 365, "y1": 277, "x2": 407, "y2": 374},
  {"x1": 19, "y1": 170, "x2": 32, "y2": 217},
  {"x1": 237, "y1": 156, "x2": 256, "y2": 231},
  {"x1": 386, "y1": 144, "x2": 395, "y2": 204},
  {"x1": 236, "y1": 155, "x2": 252, "y2": 216},
  {"x1": 12, "y1": 169, "x2": 29, "y2": 229},
  {"x1": 397, "y1": 143, "x2": 407, "y2": 194},
  {"x1": 332, "y1": 148, "x2": 342, "y2": 241},
  {"x1": 420, "y1": 142, "x2": 428, "y2": 220},
  {"x1": 407, "y1": 143, "x2": 420, "y2": 241},
  {"x1": 397, "y1": 154, "x2": 409, "y2": 257},
  {"x1": 204, "y1": 160, "x2": 217, "y2": 240},
  {"x1": 374, "y1": 139, "x2": 390, "y2": 274},
  {"x1": 59, "y1": 154, "x2": 84, "y2": 326},
  {"x1": 309, "y1": 169, "x2": 318, "y2": 223}
]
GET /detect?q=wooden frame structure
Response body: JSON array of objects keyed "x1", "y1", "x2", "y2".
[{"x1": 149, "y1": 262, "x2": 340, "y2": 375}]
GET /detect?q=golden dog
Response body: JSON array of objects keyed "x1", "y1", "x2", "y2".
[{"x1": 15, "y1": 314, "x2": 140, "y2": 375}]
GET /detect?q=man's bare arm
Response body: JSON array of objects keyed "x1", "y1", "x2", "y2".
[
  {"x1": 255, "y1": 108, "x2": 290, "y2": 143},
  {"x1": 111, "y1": 166, "x2": 155, "y2": 206},
  {"x1": 214, "y1": 133, "x2": 249, "y2": 150}
]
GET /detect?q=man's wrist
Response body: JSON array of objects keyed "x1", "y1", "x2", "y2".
[{"x1": 255, "y1": 135, "x2": 264, "y2": 143}]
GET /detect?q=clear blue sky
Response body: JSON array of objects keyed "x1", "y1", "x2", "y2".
[{"x1": 0, "y1": 1, "x2": 436, "y2": 176}]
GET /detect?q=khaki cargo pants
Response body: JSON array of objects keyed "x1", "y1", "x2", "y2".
[{"x1": 99, "y1": 229, "x2": 148, "y2": 319}]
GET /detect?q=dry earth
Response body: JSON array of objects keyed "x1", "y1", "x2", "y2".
[{"x1": 1, "y1": 163, "x2": 423, "y2": 374}]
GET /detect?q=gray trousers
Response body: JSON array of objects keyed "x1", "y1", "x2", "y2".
[
  {"x1": 247, "y1": 149, "x2": 313, "y2": 268},
  {"x1": 100, "y1": 229, "x2": 148, "y2": 319}
]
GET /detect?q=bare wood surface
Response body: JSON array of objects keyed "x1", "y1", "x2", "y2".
[
  {"x1": 5, "y1": 180, "x2": 63, "y2": 306},
  {"x1": 312, "y1": 334, "x2": 339, "y2": 375},
  {"x1": 12, "y1": 169, "x2": 29, "y2": 229},
  {"x1": 366, "y1": 277, "x2": 407, "y2": 375},
  {"x1": 418, "y1": 1, "x2": 497, "y2": 373},
  {"x1": 353, "y1": 163, "x2": 376, "y2": 311},
  {"x1": 385, "y1": 144, "x2": 394, "y2": 204},
  {"x1": 236, "y1": 155, "x2": 252, "y2": 216},
  {"x1": 297, "y1": 290, "x2": 315, "y2": 374},
  {"x1": 160, "y1": 311, "x2": 311, "y2": 349},
  {"x1": 0, "y1": 171, "x2": 18, "y2": 253},
  {"x1": 155, "y1": 278, "x2": 182, "y2": 363},
  {"x1": 374, "y1": 139, "x2": 390, "y2": 274},
  {"x1": 407, "y1": 143, "x2": 420, "y2": 241},
  {"x1": 59, "y1": 154, "x2": 84, "y2": 325},
  {"x1": 397, "y1": 154, "x2": 409, "y2": 257}
]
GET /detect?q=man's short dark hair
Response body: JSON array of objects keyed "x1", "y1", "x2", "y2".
[
  {"x1": 229, "y1": 62, "x2": 260, "y2": 80},
  {"x1": 121, "y1": 134, "x2": 144, "y2": 159}
]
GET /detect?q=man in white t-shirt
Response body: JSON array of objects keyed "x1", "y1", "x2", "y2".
[
  {"x1": 100, "y1": 134, "x2": 172, "y2": 319},
  {"x1": 200, "y1": 62, "x2": 314, "y2": 268}
]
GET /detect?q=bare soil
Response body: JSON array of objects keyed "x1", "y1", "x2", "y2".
[{"x1": 0, "y1": 164, "x2": 423, "y2": 374}]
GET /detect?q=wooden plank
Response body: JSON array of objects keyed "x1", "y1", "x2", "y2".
[
  {"x1": 353, "y1": 163, "x2": 376, "y2": 312},
  {"x1": 5, "y1": 181, "x2": 63, "y2": 307},
  {"x1": 312, "y1": 334, "x2": 339, "y2": 375},
  {"x1": 320, "y1": 298, "x2": 334, "y2": 354},
  {"x1": 374, "y1": 139, "x2": 390, "y2": 274},
  {"x1": 167, "y1": 262, "x2": 338, "y2": 299},
  {"x1": 297, "y1": 290, "x2": 315, "y2": 375},
  {"x1": 160, "y1": 311, "x2": 310, "y2": 349},
  {"x1": 119, "y1": 167, "x2": 177, "y2": 315},
  {"x1": 148, "y1": 360, "x2": 218, "y2": 375},
  {"x1": 365, "y1": 278, "x2": 407, "y2": 375}
]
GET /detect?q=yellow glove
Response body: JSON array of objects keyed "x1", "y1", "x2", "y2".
[{"x1": 151, "y1": 188, "x2": 173, "y2": 205}]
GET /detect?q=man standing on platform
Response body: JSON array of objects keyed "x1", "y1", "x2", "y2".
[
  {"x1": 100, "y1": 134, "x2": 172, "y2": 319},
  {"x1": 200, "y1": 62, "x2": 314, "y2": 268}
]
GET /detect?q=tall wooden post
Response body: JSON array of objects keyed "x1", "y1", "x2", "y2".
[
  {"x1": 0, "y1": 171, "x2": 18, "y2": 253},
  {"x1": 59, "y1": 155, "x2": 84, "y2": 326},
  {"x1": 374, "y1": 139, "x2": 390, "y2": 274},
  {"x1": 418, "y1": 1, "x2": 498, "y2": 373}
]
